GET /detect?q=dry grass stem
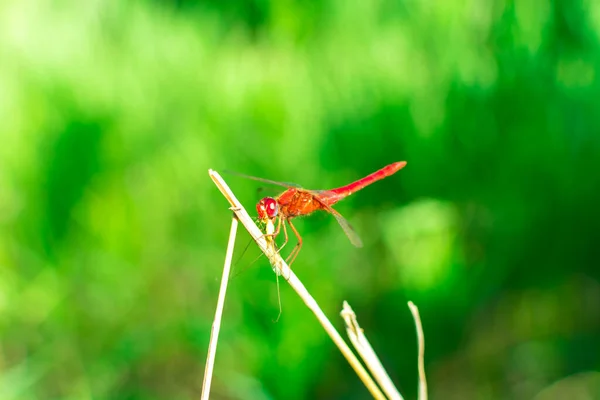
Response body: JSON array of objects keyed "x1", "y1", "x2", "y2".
[
  {"x1": 408, "y1": 301, "x2": 427, "y2": 400},
  {"x1": 209, "y1": 169, "x2": 386, "y2": 400},
  {"x1": 201, "y1": 215, "x2": 238, "y2": 400},
  {"x1": 341, "y1": 301, "x2": 403, "y2": 400}
]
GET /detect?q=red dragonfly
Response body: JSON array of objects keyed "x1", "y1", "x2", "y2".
[{"x1": 238, "y1": 161, "x2": 407, "y2": 266}]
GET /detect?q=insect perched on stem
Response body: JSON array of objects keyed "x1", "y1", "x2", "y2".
[{"x1": 239, "y1": 161, "x2": 407, "y2": 266}]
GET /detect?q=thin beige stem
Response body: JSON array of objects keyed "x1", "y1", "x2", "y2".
[
  {"x1": 341, "y1": 301, "x2": 403, "y2": 400},
  {"x1": 201, "y1": 214, "x2": 238, "y2": 400},
  {"x1": 209, "y1": 169, "x2": 386, "y2": 400},
  {"x1": 408, "y1": 301, "x2": 427, "y2": 400}
]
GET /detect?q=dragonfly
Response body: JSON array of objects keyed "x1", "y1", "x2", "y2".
[{"x1": 237, "y1": 161, "x2": 407, "y2": 267}]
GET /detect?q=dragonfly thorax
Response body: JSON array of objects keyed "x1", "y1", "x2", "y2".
[{"x1": 257, "y1": 197, "x2": 278, "y2": 219}]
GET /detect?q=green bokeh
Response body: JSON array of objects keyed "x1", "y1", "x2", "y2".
[{"x1": 1, "y1": 0, "x2": 599, "y2": 399}]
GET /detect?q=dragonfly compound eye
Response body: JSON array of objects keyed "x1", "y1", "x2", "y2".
[{"x1": 257, "y1": 197, "x2": 278, "y2": 219}]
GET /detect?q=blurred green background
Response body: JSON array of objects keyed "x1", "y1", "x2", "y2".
[{"x1": 2, "y1": 0, "x2": 600, "y2": 399}]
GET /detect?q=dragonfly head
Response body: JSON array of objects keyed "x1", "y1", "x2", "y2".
[{"x1": 257, "y1": 197, "x2": 278, "y2": 220}]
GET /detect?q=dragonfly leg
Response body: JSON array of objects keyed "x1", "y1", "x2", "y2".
[
  {"x1": 284, "y1": 218, "x2": 303, "y2": 269},
  {"x1": 279, "y1": 218, "x2": 289, "y2": 253},
  {"x1": 261, "y1": 217, "x2": 281, "y2": 243},
  {"x1": 261, "y1": 217, "x2": 290, "y2": 276},
  {"x1": 264, "y1": 216, "x2": 290, "y2": 255}
]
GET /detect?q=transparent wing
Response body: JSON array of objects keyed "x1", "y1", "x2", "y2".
[
  {"x1": 223, "y1": 170, "x2": 302, "y2": 189},
  {"x1": 320, "y1": 203, "x2": 363, "y2": 248}
]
